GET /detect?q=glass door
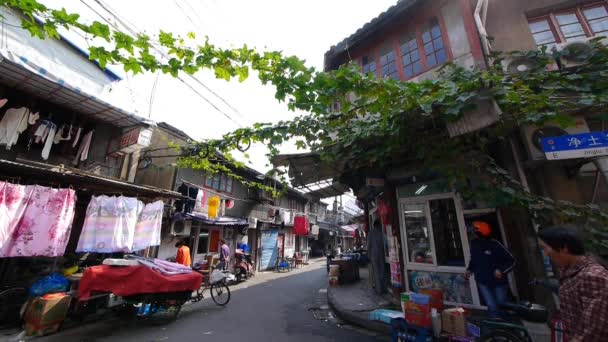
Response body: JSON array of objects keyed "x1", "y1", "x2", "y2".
[{"x1": 399, "y1": 193, "x2": 481, "y2": 306}]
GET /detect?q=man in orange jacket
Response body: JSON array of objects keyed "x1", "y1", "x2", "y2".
[{"x1": 175, "y1": 240, "x2": 192, "y2": 267}]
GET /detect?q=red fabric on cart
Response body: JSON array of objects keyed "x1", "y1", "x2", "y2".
[{"x1": 78, "y1": 265, "x2": 202, "y2": 301}]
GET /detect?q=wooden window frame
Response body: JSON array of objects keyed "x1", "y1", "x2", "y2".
[
  {"x1": 528, "y1": 2, "x2": 608, "y2": 46},
  {"x1": 202, "y1": 173, "x2": 234, "y2": 194}
]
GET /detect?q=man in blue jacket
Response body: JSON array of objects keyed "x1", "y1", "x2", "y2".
[{"x1": 465, "y1": 221, "x2": 516, "y2": 319}]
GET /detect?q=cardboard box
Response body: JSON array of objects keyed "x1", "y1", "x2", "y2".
[
  {"x1": 405, "y1": 301, "x2": 432, "y2": 328},
  {"x1": 442, "y1": 307, "x2": 467, "y2": 337},
  {"x1": 420, "y1": 288, "x2": 444, "y2": 311},
  {"x1": 24, "y1": 293, "x2": 71, "y2": 337}
]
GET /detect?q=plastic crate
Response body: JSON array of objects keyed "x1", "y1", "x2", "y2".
[{"x1": 391, "y1": 318, "x2": 434, "y2": 342}]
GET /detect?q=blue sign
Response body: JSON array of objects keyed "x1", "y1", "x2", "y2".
[
  {"x1": 260, "y1": 229, "x2": 278, "y2": 271},
  {"x1": 541, "y1": 131, "x2": 608, "y2": 160}
]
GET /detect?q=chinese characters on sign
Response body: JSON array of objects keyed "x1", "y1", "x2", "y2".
[{"x1": 541, "y1": 131, "x2": 608, "y2": 160}]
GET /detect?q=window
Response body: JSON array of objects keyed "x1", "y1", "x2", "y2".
[
  {"x1": 380, "y1": 45, "x2": 399, "y2": 79},
  {"x1": 204, "y1": 173, "x2": 233, "y2": 193},
  {"x1": 528, "y1": 19, "x2": 558, "y2": 49},
  {"x1": 583, "y1": 5, "x2": 608, "y2": 36},
  {"x1": 400, "y1": 33, "x2": 422, "y2": 78},
  {"x1": 362, "y1": 55, "x2": 377, "y2": 75},
  {"x1": 197, "y1": 229, "x2": 209, "y2": 254},
  {"x1": 422, "y1": 18, "x2": 447, "y2": 68},
  {"x1": 528, "y1": 4, "x2": 608, "y2": 48},
  {"x1": 555, "y1": 12, "x2": 586, "y2": 41}
]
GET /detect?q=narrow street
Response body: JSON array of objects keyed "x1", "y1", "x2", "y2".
[{"x1": 37, "y1": 259, "x2": 386, "y2": 342}]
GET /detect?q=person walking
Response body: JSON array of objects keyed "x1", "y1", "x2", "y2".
[
  {"x1": 218, "y1": 239, "x2": 230, "y2": 271},
  {"x1": 174, "y1": 240, "x2": 192, "y2": 267},
  {"x1": 538, "y1": 226, "x2": 608, "y2": 342},
  {"x1": 465, "y1": 221, "x2": 515, "y2": 319}
]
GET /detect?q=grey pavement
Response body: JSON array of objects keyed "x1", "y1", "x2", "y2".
[
  {"x1": 327, "y1": 266, "x2": 400, "y2": 334},
  {"x1": 22, "y1": 259, "x2": 388, "y2": 342}
]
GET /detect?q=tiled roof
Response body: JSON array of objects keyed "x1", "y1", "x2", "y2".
[{"x1": 324, "y1": 0, "x2": 420, "y2": 69}]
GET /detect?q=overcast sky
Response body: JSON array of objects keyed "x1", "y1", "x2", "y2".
[{"x1": 45, "y1": 0, "x2": 396, "y2": 213}]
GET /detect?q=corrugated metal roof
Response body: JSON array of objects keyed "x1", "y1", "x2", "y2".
[{"x1": 324, "y1": 0, "x2": 421, "y2": 70}]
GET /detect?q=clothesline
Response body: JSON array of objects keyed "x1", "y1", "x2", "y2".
[{"x1": 179, "y1": 179, "x2": 307, "y2": 216}]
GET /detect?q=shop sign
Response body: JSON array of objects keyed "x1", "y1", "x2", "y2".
[
  {"x1": 111, "y1": 127, "x2": 153, "y2": 155},
  {"x1": 365, "y1": 177, "x2": 385, "y2": 188},
  {"x1": 542, "y1": 131, "x2": 608, "y2": 160}
]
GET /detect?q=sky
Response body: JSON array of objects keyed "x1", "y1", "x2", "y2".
[{"x1": 44, "y1": 0, "x2": 397, "y2": 214}]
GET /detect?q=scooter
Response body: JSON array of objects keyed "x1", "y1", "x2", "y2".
[{"x1": 233, "y1": 249, "x2": 254, "y2": 282}]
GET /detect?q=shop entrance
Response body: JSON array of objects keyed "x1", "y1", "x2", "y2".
[{"x1": 398, "y1": 193, "x2": 481, "y2": 307}]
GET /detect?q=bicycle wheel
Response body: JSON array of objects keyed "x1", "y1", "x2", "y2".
[
  {"x1": 210, "y1": 281, "x2": 231, "y2": 306},
  {"x1": 481, "y1": 329, "x2": 527, "y2": 342}
]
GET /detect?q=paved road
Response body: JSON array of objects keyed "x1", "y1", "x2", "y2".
[{"x1": 38, "y1": 259, "x2": 386, "y2": 342}]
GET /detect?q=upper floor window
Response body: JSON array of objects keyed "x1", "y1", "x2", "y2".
[
  {"x1": 422, "y1": 17, "x2": 447, "y2": 67},
  {"x1": 400, "y1": 33, "x2": 422, "y2": 78},
  {"x1": 528, "y1": 3, "x2": 608, "y2": 49},
  {"x1": 362, "y1": 55, "x2": 377, "y2": 75},
  {"x1": 380, "y1": 45, "x2": 399, "y2": 79},
  {"x1": 204, "y1": 173, "x2": 233, "y2": 193}
]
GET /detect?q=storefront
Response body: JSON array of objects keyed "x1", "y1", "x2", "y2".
[{"x1": 396, "y1": 181, "x2": 517, "y2": 307}]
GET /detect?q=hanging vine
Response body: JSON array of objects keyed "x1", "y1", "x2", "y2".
[{"x1": 2, "y1": 1, "x2": 608, "y2": 252}]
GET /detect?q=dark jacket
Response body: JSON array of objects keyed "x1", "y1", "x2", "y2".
[{"x1": 467, "y1": 238, "x2": 515, "y2": 288}]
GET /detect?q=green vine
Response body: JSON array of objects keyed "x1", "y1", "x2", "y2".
[{"x1": 2, "y1": 1, "x2": 608, "y2": 252}]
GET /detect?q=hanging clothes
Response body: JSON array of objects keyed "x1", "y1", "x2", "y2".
[
  {"x1": 0, "y1": 107, "x2": 30, "y2": 150},
  {"x1": 41, "y1": 124, "x2": 57, "y2": 160},
  {"x1": 132, "y1": 200, "x2": 164, "y2": 251},
  {"x1": 73, "y1": 130, "x2": 93, "y2": 165},
  {"x1": 293, "y1": 216, "x2": 309, "y2": 236},
  {"x1": 193, "y1": 189, "x2": 207, "y2": 213},
  {"x1": 368, "y1": 222, "x2": 388, "y2": 294},
  {"x1": 1, "y1": 185, "x2": 76, "y2": 257},
  {"x1": 0, "y1": 181, "x2": 31, "y2": 255},
  {"x1": 76, "y1": 195, "x2": 143, "y2": 253},
  {"x1": 72, "y1": 126, "x2": 82, "y2": 147}
]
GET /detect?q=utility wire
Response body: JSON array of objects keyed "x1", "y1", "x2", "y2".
[{"x1": 92, "y1": 0, "x2": 247, "y2": 128}]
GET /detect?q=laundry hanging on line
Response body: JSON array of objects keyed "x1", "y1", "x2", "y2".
[{"x1": 0, "y1": 181, "x2": 76, "y2": 257}]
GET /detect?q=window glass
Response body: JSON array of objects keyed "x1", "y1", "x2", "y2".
[
  {"x1": 408, "y1": 270, "x2": 473, "y2": 304},
  {"x1": 402, "y1": 203, "x2": 433, "y2": 264},
  {"x1": 226, "y1": 178, "x2": 233, "y2": 193},
  {"x1": 584, "y1": 6, "x2": 608, "y2": 35},
  {"x1": 556, "y1": 12, "x2": 586, "y2": 41},
  {"x1": 429, "y1": 198, "x2": 465, "y2": 267},
  {"x1": 401, "y1": 35, "x2": 422, "y2": 78},
  {"x1": 212, "y1": 174, "x2": 220, "y2": 189},
  {"x1": 197, "y1": 229, "x2": 209, "y2": 254},
  {"x1": 205, "y1": 176, "x2": 213, "y2": 187},
  {"x1": 362, "y1": 55, "x2": 377, "y2": 75},
  {"x1": 423, "y1": 18, "x2": 447, "y2": 67},
  {"x1": 380, "y1": 46, "x2": 399, "y2": 80},
  {"x1": 528, "y1": 19, "x2": 558, "y2": 49},
  {"x1": 219, "y1": 175, "x2": 227, "y2": 192}
]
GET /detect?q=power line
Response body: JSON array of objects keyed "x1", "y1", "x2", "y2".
[{"x1": 86, "y1": 0, "x2": 245, "y2": 128}]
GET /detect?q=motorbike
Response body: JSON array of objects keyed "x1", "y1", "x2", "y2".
[{"x1": 233, "y1": 249, "x2": 254, "y2": 282}]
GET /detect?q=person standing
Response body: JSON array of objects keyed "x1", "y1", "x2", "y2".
[
  {"x1": 218, "y1": 239, "x2": 230, "y2": 271},
  {"x1": 175, "y1": 240, "x2": 192, "y2": 267},
  {"x1": 538, "y1": 226, "x2": 608, "y2": 342},
  {"x1": 465, "y1": 221, "x2": 515, "y2": 319}
]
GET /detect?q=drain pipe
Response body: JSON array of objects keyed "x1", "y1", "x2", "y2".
[{"x1": 475, "y1": 0, "x2": 491, "y2": 57}]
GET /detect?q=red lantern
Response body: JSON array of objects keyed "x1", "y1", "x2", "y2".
[
  {"x1": 376, "y1": 198, "x2": 392, "y2": 225},
  {"x1": 225, "y1": 199, "x2": 235, "y2": 209}
]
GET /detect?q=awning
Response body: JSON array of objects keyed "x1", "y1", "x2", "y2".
[
  {"x1": 298, "y1": 182, "x2": 350, "y2": 198},
  {"x1": 0, "y1": 158, "x2": 181, "y2": 199},
  {"x1": 317, "y1": 221, "x2": 337, "y2": 231},
  {"x1": 174, "y1": 212, "x2": 249, "y2": 228},
  {"x1": 271, "y1": 153, "x2": 345, "y2": 188},
  {"x1": 0, "y1": 8, "x2": 153, "y2": 128},
  {"x1": 340, "y1": 224, "x2": 359, "y2": 237}
]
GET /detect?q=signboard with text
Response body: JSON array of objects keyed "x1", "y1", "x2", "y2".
[{"x1": 541, "y1": 131, "x2": 608, "y2": 160}]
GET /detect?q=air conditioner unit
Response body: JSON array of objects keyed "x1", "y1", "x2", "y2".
[
  {"x1": 248, "y1": 217, "x2": 258, "y2": 229},
  {"x1": 521, "y1": 115, "x2": 590, "y2": 160},
  {"x1": 554, "y1": 37, "x2": 607, "y2": 69},
  {"x1": 170, "y1": 219, "x2": 192, "y2": 236}
]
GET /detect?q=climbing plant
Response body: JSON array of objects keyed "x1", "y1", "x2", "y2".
[{"x1": 2, "y1": 0, "x2": 608, "y2": 252}]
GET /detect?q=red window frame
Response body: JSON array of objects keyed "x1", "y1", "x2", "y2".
[
  {"x1": 528, "y1": 2, "x2": 608, "y2": 47},
  {"x1": 357, "y1": 15, "x2": 452, "y2": 81},
  {"x1": 203, "y1": 173, "x2": 234, "y2": 194}
]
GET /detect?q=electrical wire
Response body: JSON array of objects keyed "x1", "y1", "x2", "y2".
[{"x1": 91, "y1": 0, "x2": 246, "y2": 128}]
